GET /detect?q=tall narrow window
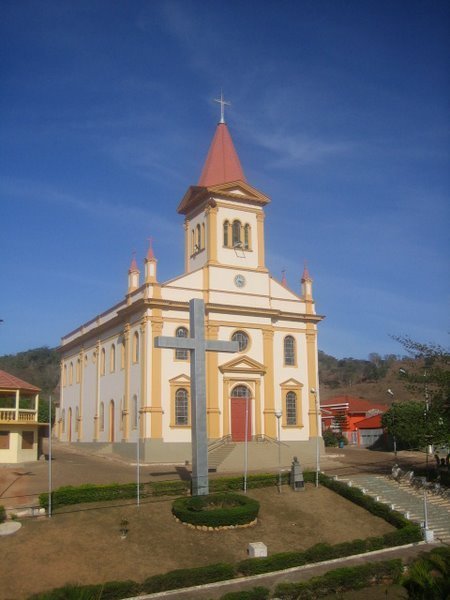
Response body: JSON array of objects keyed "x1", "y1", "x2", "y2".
[
  {"x1": 286, "y1": 391, "x2": 297, "y2": 425},
  {"x1": 63, "y1": 365, "x2": 67, "y2": 386},
  {"x1": 100, "y1": 348, "x2": 106, "y2": 375},
  {"x1": 232, "y1": 220, "x2": 241, "y2": 247},
  {"x1": 244, "y1": 224, "x2": 251, "y2": 250},
  {"x1": 110, "y1": 344, "x2": 116, "y2": 372},
  {"x1": 202, "y1": 223, "x2": 205, "y2": 249},
  {"x1": 132, "y1": 395, "x2": 138, "y2": 429},
  {"x1": 191, "y1": 229, "x2": 195, "y2": 254},
  {"x1": 175, "y1": 327, "x2": 189, "y2": 360},
  {"x1": 62, "y1": 409, "x2": 66, "y2": 433},
  {"x1": 100, "y1": 402, "x2": 105, "y2": 431},
  {"x1": 120, "y1": 340, "x2": 125, "y2": 369},
  {"x1": 196, "y1": 224, "x2": 201, "y2": 251},
  {"x1": 223, "y1": 220, "x2": 230, "y2": 247},
  {"x1": 69, "y1": 362, "x2": 73, "y2": 385},
  {"x1": 284, "y1": 336, "x2": 296, "y2": 366},
  {"x1": 175, "y1": 388, "x2": 189, "y2": 425},
  {"x1": 133, "y1": 332, "x2": 139, "y2": 363}
]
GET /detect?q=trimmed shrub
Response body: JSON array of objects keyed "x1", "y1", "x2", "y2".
[
  {"x1": 28, "y1": 580, "x2": 140, "y2": 600},
  {"x1": 220, "y1": 587, "x2": 270, "y2": 600},
  {"x1": 172, "y1": 492, "x2": 260, "y2": 527},
  {"x1": 275, "y1": 559, "x2": 403, "y2": 599},
  {"x1": 151, "y1": 480, "x2": 189, "y2": 497},
  {"x1": 0, "y1": 505, "x2": 6, "y2": 524},
  {"x1": 142, "y1": 563, "x2": 235, "y2": 593}
]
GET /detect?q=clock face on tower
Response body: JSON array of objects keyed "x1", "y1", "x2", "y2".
[{"x1": 234, "y1": 274, "x2": 246, "y2": 288}]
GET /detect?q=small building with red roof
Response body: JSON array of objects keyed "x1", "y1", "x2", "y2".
[
  {"x1": 0, "y1": 369, "x2": 41, "y2": 463},
  {"x1": 321, "y1": 395, "x2": 387, "y2": 447}
]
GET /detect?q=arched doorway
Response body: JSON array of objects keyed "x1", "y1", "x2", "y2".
[
  {"x1": 109, "y1": 400, "x2": 115, "y2": 442},
  {"x1": 68, "y1": 407, "x2": 72, "y2": 443},
  {"x1": 230, "y1": 385, "x2": 252, "y2": 442}
]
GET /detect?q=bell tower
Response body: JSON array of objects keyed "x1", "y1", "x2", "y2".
[{"x1": 178, "y1": 95, "x2": 270, "y2": 274}]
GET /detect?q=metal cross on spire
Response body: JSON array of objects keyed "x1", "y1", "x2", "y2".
[{"x1": 214, "y1": 91, "x2": 231, "y2": 124}]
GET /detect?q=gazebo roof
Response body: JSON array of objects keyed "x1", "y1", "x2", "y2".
[{"x1": 0, "y1": 369, "x2": 40, "y2": 392}]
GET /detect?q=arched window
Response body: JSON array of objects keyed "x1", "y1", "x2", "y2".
[
  {"x1": 133, "y1": 332, "x2": 139, "y2": 363},
  {"x1": 223, "y1": 220, "x2": 230, "y2": 247},
  {"x1": 63, "y1": 365, "x2": 67, "y2": 386},
  {"x1": 62, "y1": 409, "x2": 66, "y2": 433},
  {"x1": 99, "y1": 402, "x2": 105, "y2": 431},
  {"x1": 231, "y1": 385, "x2": 250, "y2": 398},
  {"x1": 202, "y1": 223, "x2": 205, "y2": 249},
  {"x1": 231, "y1": 330, "x2": 249, "y2": 352},
  {"x1": 76, "y1": 359, "x2": 81, "y2": 383},
  {"x1": 100, "y1": 348, "x2": 106, "y2": 375},
  {"x1": 284, "y1": 336, "x2": 296, "y2": 366},
  {"x1": 196, "y1": 224, "x2": 201, "y2": 251},
  {"x1": 244, "y1": 224, "x2": 251, "y2": 250},
  {"x1": 286, "y1": 391, "x2": 297, "y2": 425},
  {"x1": 175, "y1": 327, "x2": 189, "y2": 360},
  {"x1": 191, "y1": 229, "x2": 195, "y2": 254},
  {"x1": 132, "y1": 395, "x2": 138, "y2": 429},
  {"x1": 232, "y1": 220, "x2": 242, "y2": 247},
  {"x1": 69, "y1": 362, "x2": 73, "y2": 385},
  {"x1": 175, "y1": 388, "x2": 189, "y2": 426},
  {"x1": 110, "y1": 344, "x2": 116, "y2": 372}
]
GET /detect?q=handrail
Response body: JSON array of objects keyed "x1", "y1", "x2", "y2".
[
  {"x1": 207, "y1": 434, "x2": 233, "y2": 452},
  {"x1": 254, "y1": 433, "x2": 290, "y2": 447}
]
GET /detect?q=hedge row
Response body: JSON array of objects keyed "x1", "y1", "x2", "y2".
[
  {"x1": 172, "y1": 493, "x2": 260, "y2": 527},
  {"x1": 28, "y1": 563, "x2": 235, "y2": 600},
  {"x1": 274, "y1": 559, "x2": 403, "y2": 599},
  {"x1": 39, "y1": 472, "x2": 297, "y2": 510}
]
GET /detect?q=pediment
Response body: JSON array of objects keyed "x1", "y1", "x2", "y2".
[
  {"x1": 280, "y1": 378, "x2": 303, "y2": 388},
  {"x1": 177, "y1": 181, "x2": 270, "y2": 215},
  {"x1": 169, "y1": 373, "x2": 191, "y2": 385},
  {"x1": 219, "y1": 356, "x2": 266, "y2": 375}
]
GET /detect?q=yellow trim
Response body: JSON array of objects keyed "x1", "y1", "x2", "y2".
[
  {"x1": 150, "y1": 314, "x2": 163, "y2": 438},
  {"x1": 256, "y1": 212, "x2": 265, "y2": 269},
  {"x1": 123, "y1": 324, "x2": 130, "y2": 441},
  {"x1": 139, "y1": 318, "x2": 147, "y2": 438},
  {"x1": 184, "y1": 218, "x2": 190, "y2": 273},
  {"x1": 206, "y1": 204, "x2": 218, "y2": 265},
  {"x1": 254, "y1": 379, "x2": 261, "y2": 436},
  {"x1": 94, "y1": 341, "x2": 101, "y2": 441},
  {"x1": 262, "y1": 328, "x2": 275, "y2": 437},
  {"x1": 223, "y1": 378, "x2": 230, "y2": 436},
  {"x1": 306, "y1": 325, "x2": 319, "y2": 436},
  {"x1": 206, "y1": 323, "x2": 220, "y2": 438}
]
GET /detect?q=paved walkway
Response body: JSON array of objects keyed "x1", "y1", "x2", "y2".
[{"x1": 337, "y1": 472, "x2": 450, "y2": 544}]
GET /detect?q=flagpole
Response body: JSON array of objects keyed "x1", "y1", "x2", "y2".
[{"x1": 48, "y1": 395, "x2": 52, "y2": 518}]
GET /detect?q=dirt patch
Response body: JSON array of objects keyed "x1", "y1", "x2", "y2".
[{"x1": 0, "y1": 484, "x2": 394, "y2": 600}]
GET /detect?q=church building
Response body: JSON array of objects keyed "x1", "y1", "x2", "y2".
[{"x1": 58, "y1": 104, "x2": 324, "y2": 469}]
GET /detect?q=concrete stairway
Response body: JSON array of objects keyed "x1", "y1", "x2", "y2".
[
  {"x1": 208, "y1": 442, "x2": 236, "y2": 471},
  {"x1": 337, "y1": 473, "x2": 450, "y2": 544}
]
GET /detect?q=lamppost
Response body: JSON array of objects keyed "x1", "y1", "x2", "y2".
[
  {"x1": 311, "y1": 388, "x2": 320, "y2": 488},
  {"x1": 275, "y1": 409, "x2": 282, "y2": 492},
  {"x1": 387, "y1": 389, "x2": 397, "y2": 458}
]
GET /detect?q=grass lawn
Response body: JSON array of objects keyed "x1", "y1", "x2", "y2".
[{"x1": 0, "y1": 484, "x2": 395, "y2": 600}]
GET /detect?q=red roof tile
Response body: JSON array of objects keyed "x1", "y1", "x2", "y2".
[
  {"x1": 321, "y1": 395, "x2": 386, "y2": 414},
  {"x1": 198, "y1": 123, "x2": 246, "y2": 186},
  {"x1": 0, "y1": 369, "x2": 40, "y2": 392}
]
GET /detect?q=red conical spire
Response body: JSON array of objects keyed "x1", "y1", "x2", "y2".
[
  {"x1": 129, "y1": 251, "x2": 139, "y2": 273},
  {"x1": 198, "y1": 96, "x2": 246, "y2": 186},
  {"x1": 301, "y1": 261, "x2": 312, "y2": 282},
  {"x1": 146, "y1": 237, "x2": 155, "y2": 261},
  {"x1": 281, "y1": 269, "x2": 288, "y2": 287}
]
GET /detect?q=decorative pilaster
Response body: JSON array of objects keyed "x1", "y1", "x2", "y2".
[
  {"x1": 150, "y1": 315, "x2": 163, "y2": 438},
  {"x1": 262, "y1": 328, "x2": 276, "y2": 437},
  {"x1": 123, "y1": 324, "x2": 130, "y2": 441},
  {"x1": 256, "y1": 212, "x2": 266, "y2": 270},
  {"x1": 306, "y1": 326, "x2": 320, "y2": 436},
  {"x1": 184, "y1": 219, "x2": 190, "y2": 273},
  {"x1": 206, "y1": 323, "x2": 220, "y2": 438},
  {"x1": 78, "y1": 349, "x2": 84, "y2": 441},
  {"x1": 206, "y1": 204, "x2": 218, "y2": 265},
  {"x1": 139, "y1": 318, "x2": 148, "y2": 438}
]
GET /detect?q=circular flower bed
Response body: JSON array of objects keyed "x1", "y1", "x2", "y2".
[{"x1": 172, "y1": 492, "x2": 260, "y2": 529}]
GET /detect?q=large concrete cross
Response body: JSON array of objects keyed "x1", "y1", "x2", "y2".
[{"x1": 154, "y1": 299, "x2": 238, "y2": 495}]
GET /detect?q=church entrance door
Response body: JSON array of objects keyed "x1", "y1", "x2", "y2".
[
  {"x1": 109, "y1": 400, "x2": 115, "y2": 443},
  {"x1": 230, "y1": 385, "x2": 252, "y2": 442}
]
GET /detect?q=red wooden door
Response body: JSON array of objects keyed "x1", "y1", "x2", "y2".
[{"x1": 231, "y1": 397, "x2": 252, "y2": 442}]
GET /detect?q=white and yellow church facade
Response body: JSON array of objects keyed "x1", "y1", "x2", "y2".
[{"x1": 58, "y1": 112, "x2": 324, "y2": 468}]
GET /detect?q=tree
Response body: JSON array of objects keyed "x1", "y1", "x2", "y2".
[{"x1": 383, "y1": 337, "x2": 450, "y2": 450}]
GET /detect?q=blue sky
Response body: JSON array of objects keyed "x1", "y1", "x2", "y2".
[{"x1": 1, "y1": 0, "x2": 449, "y2": 359}]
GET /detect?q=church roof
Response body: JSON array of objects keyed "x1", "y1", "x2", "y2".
[
  {"x1": 0, "y1": 369, "x2": 40, "y2": 392},
  {"x1": 198, "y1": 122, "x2": 246, "y2": 187}
]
